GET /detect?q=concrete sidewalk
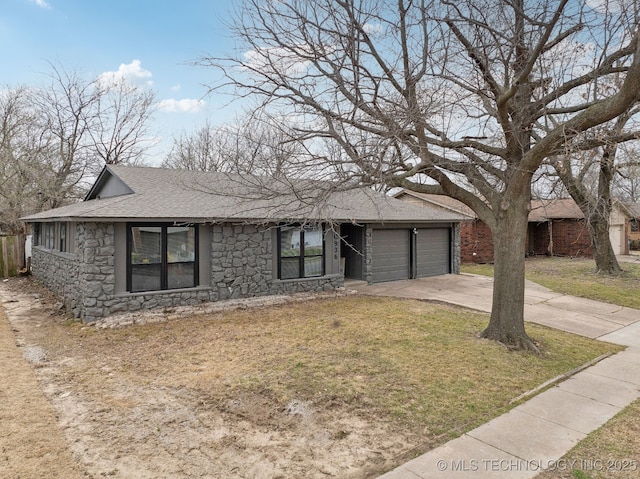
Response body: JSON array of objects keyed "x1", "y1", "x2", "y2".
[{"x1": 349, "y1": 275, "x2": 640, "y2": 479}]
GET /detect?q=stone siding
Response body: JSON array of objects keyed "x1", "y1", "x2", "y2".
[
  {"x1": 32, "y1": 246, "x2": 81, "y2": 317},
  {"x1": 33, "y1": 221, "x2": 344, "y2": 322},
  {"x1": 210, "y1": 224, "x2": 272, "y2": 300},
  {"x1": 451, "y1": 223, "x2": 461, "y2": 274},
  {"x1": 77, "y1": 223, "x2": 118, "y2": 322}
]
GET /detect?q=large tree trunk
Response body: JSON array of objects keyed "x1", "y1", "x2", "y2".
[
  {"x1": 481, "y1": 197, "x2": 539, "y2": 353},
  {"x1": 588, "y1": 146, "x2": 623, "y2": 275},
  {"x1": 589, "y1": 212, "x2": 622, "y2": 275}
]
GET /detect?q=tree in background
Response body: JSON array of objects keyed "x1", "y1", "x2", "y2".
[
  {"x1": 552, "y1": 106, "x2": 640, "y2": 274},
  {"x1": 0, "y1": 64, "x2": 156, "y2": 232},
  {"x1": 203, "y1": 0, "x2": 640, "y2": 351},
  {"x1": 0, "y1": 87, "x2": 48, "y2": 234},
  {"x1": 615, "y1": 144, "x2": 640, "y2": 201},
  {"x1": 163, "y1": 112, "x2": 306, "y2": 177},
  {"x1": 90, "y1": 75, "x2": 156, "y2": 167}
]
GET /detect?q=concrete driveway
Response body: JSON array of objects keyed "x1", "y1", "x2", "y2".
[{"x1": 350, "y1": 273, "x2": 640, "y2": 341}]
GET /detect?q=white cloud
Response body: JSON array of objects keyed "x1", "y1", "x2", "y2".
[
  {"x1": 98, "y1": 60, "x2": 153, "y2": 87},
  {"x1": 156, "y1": 98, "x2": 205, "y2": 113},
  {"x1": 171, "y1": 83, "x2": 182, "y2": 92},
  {"x1": 31, "y1": 0, "x2": 51, "y2": 9}
]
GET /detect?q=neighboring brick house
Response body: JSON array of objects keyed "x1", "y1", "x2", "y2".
[
  {"x1": 527, "y1": 200, "x2": 593, "y2": 257},
  {"x1": 22, "y1": 165, "x2": 468, "y2": 322},
  {"x1": 395, "y1": 190, "x2": 631, "y2": 263}
]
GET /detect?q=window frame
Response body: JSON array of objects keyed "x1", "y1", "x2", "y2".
[
  {"x1": 631, "y1": 219, "x2": 639, "y2": 233},
  {"x1": 277, "y1": 224, "x2": 325, "y2": 280},
  {"x1": 126, "y1": 223, "x2": 199, "y2": 293}
]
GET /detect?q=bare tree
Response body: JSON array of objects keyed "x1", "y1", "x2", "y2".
[
  {"x1": 0, "y1": 86, "x2": 52, "y2": 233},
  {"x1": 552, "y1": 103, "x2": 640, "y2": 274},
  {"x1": 201, "y1": 0, "x2": 640, "y2": 351},
  {"x1": 163, "y1": 113, "x2": 306, "y2": 176},
  {"x1": 91, "y1": 76, "x2": 156, "y2": 166},
  {"x1": 0, "y1": 64, "x2": 156, "y2": 231},
  {"x1": 616, "y1": 144, "x2": 640, "y2": 201},
  {"x1": 32, "y1": 65, "x2": 101, "y2": 209}
]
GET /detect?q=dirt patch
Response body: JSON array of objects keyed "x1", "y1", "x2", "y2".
[
  {"x1": 0, "y1": 278, "x2": 416, "y2": 479},
  {"x1": 0, "y1": 285, "x2": 82, "y2": 479}
]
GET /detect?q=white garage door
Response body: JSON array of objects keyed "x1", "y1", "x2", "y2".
[
  {"x1": 371, "y1": 229, "x2": 410, "y2": 282},
  {"x1": 609, "y1": 225, "x2": 624, "y2": 255}
]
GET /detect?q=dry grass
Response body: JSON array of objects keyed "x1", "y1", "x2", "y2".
[{"x1": 53, "y1": 296, "x2": 620, "y2": 444}]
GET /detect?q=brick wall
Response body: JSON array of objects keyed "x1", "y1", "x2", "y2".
[
  {"x1": 529, "y1": 220, "x2": 593, "y2": 257},
  {"x1": 460, "y1": 220, "x2": 494, "y2": 263},
  {"x1": 529, "y1": 223, "x2": 550, "y2": 256},
  {"x1": 550, "y1": 219, "x2": 593, "y2": 257}
]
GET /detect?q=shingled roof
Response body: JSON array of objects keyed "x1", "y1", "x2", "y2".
[
  {"x1": 395, "y1": 189, "x2": 623, "y2": 222},
  {"x1": 22, "y1": 165, "x2": 469, "y2": 224}
]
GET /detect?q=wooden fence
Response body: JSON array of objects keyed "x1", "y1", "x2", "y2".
[{"x1": 0, "y1": 235, "x2": 25, "y2": 278}]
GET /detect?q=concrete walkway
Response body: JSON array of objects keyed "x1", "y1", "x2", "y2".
[{"x1": 349, "y1": 275, "x2": 640, "y2": 479}]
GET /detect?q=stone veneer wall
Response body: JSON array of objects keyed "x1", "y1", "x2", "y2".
[
  {"x1": 451, "y1": 222, "x2": 461, "y2": 274},
  {"x1": 32, "y1": 244, "x2": 81, "y2": 317},
  {"x1": 363, "y1": 225, "x2": 374, "y2": 283},
  {"x1": 33, "y1": 221, "x2": 343, "y2": 322},
  {"x1": 78, "y1": 222, "x2": 119, "y2": 322},
  {"x1": 210, "y1": 224, "x2": 343, "y2": 299}
]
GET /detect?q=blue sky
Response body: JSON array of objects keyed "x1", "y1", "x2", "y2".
[{"x1": 1, "y1": 0, "x2": 242, "y2": 163}]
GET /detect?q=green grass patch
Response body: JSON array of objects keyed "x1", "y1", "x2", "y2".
[
  {"x1": 536, "y1": 398, "x2": 640, "y2": 479},
  {"x1": 462, "y1": 257, "x2": 640, "y2": 309}
]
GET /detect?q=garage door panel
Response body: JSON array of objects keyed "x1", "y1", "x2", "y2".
[
  {"x1": 372, "y1": 229, "x2": 410, "y2": 282},
  {"x1": 416, "y1": 228, "x2": 450, "y2": 277}
]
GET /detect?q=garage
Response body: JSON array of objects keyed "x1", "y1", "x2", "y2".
[
  {"x1": 371, "y1": 229, "x2": 411, "y2": 282},
  {"x1": 415, "y1": 228, "x2": 451, "y2": 277},
  {"x1": 609, "y1": 225, "x2": 624, "y2": 255},
  {"x1": 371, "y1": 227, "x2": 451, "y2": 283}
]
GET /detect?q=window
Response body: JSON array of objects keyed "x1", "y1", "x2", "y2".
[
  {"x1": 632, "y1": 219, "x2": 639, "y2": 233},
  {"x1": 278, "y1": 225, "x2": 324, "y2": 279},
  {"x1": 43, "y1": 223, "x2": 55, "y2": 249},
  {"x1": 128, "y1": 224, "x2": 198, "y2": 293},
  {"x1": 59, "y1": 223, "x2": 67, "y2": 252}
]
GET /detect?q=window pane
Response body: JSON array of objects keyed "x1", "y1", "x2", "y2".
[
  {"x1": 281, "y1": 227, "x2": 301, "y2": 257},
  {"x1": 304, "y1": 227, "x2": 323, "y2": 257},
  {"x1": 304, "y1": 256, "x2": 323, "y2": 277},
  {"x1": 130, "y1": 227, "x2": 161, "y2": 265},
  {"x1": 168, "y1": 262, "x2": 195, "y2": 289},
  {"x1": 131, "y1": 263, "x2": 162, "y2": 292},
  {"x1": 45, "y1": 224, "x2": 55, "y2": 249},
  {"x1": 280, "y1": 257, "x2": 300, "y2": 280},
  {"x1": 59, "y1": 223, "x2": 67, "y2": 252},
  {"x1": 167, "y1": 226, "x2": 195, "y2": 263}
]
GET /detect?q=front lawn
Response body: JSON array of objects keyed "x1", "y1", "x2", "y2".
[
  {"x1": 23, "y1": 292, "x2": 621, "y2": 477},
  {"x1": 462, "y1": 256, "x2": 640, "y2": 479},
  {"x1": 462, "y1": 257, "x2": 640, "y2": 309}
]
